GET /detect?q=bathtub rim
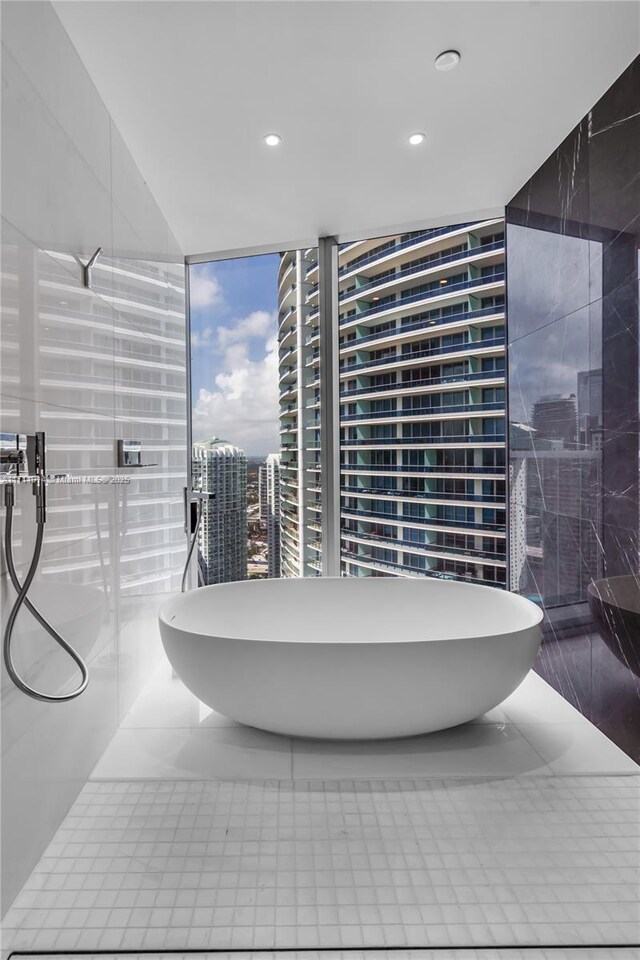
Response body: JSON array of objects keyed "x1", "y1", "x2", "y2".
[
  {"x1": 159, "y1": 576, "x2": 543, "y2": 646},
  {"x1": 587, "y1": 574, "x2": 640, "y2": 615}
]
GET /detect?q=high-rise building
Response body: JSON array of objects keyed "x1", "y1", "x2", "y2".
[
  {"x1": 277, "y1": 249, "x2": 322, "y2": 577},
  {"x1": 277, "y1": 221, "x2": 507, "y2": 585},
  {"x1": 532, "y1": 394, "x2": 578, "y2": 446},
  {"x1": 258, "y1": 462, "x2": 268, "y2": 524},
  {"x1": 261, "y1": 453, "x2": 282, "y2": 578},
  {"x1": 510, "y1": 393, "x2": 602, "y2": 604},
  {"x1": 577, "y1": 369, "x2": 603, "y2": 449},
  {"x1": 192, "y1": 438, "x2": 248, "y2": 584}
]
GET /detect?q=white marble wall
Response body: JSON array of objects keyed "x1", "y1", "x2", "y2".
[{"x1": 0, "y1": 2, "x2": 186, "y2": 913}]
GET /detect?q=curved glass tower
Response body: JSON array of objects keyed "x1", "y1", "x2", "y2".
[
  {"x1": 277, "y1": 221, "x2": 506, "y2": 586},
  {"x1": 277, "y1": 249, "x2": 321, "y2": 578}
]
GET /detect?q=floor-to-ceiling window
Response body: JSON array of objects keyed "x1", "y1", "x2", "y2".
[
  {"x1": 187, "y1": 225, "x2": 508, "y2": 589},
  {"x1": 187, "y1": 247, "x2": 319, "y2": 585}
]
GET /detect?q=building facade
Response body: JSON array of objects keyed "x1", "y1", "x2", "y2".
[
  {"x1": 258, "y1": 462, "x2": 268, "y2": 523},
  {"x1": 277, "y1": 249, "x2": 322, "y2": 577},
  {"x1": 192, "y1": 438, "x2": 248, "y2": 584},
  {"x1": 260, "y1": 453, "x2": 282, "y2": 578},
  {"x1": 277, "y1": 220, "x2": 507, "y2": 585}
]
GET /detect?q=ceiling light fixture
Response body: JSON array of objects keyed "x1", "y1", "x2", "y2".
[
  {"x1": 435, "y1": 50, "x2": 461, "y2": 71},
  {"x1": 439, "y1": 279, "x2": 448, "y2": 285},
  {"x1": 264, "y1": 133, "x2": 281, "y2": 147},
  {"x1": 408, "y1": 132, "x2": 426, "y2": 146}
]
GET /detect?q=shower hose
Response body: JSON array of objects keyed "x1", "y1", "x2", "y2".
[
  {"x1": 2, "y1": 482, "x2": 89, "y2": 702},
  {"x1": 181, "y1": 495, "x2": 203, "y2": 593}
]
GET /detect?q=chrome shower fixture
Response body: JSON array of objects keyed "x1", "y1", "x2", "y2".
[
  {"x1": 181, "y1": 486, "x2": 215, "y2": 593},
  {"x1": 2, "y1": 431, "x2": 89, "y2": 702},
  {"x1": 1, "y1": 432, "x2": 27, "y2": 473},
  {"x1": 80, "y1": 246, "x2": 102, "y2": 290}
]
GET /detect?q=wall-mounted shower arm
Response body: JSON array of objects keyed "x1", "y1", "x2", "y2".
[{"x1": 79, "y1": 247, "x2": 103, "y2": 290}]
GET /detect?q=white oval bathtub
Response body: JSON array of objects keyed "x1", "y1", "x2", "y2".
[{"x1": 159, "y1": 577, "x2": 543, "y2": 740}]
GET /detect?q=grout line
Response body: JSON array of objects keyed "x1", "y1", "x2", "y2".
[
  {"x1": 87, "y1": 770, "x2": 640, "y2": 783},
  {"x1": 8, "y1": 946, "x2": 640, "y2": 956}
]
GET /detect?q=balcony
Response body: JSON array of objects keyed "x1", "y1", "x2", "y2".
[
  {"x1": 341, "y1": 529, "x2": 507, "y2": 564},
  {"x1": 277, "y1": 304, "x2": 296, "y2": 330},
  {"x1": 338, "y1": 241, "x2": 504, "y2": 304},
  {"x1": 338, "y1": 273, "x2": 505, "y2": 327},
  {"x1": 341, "y1": 507, "x2": 506, "y2": 534},
  {"x1": 341, "y1": 484, "x2": 506, "y2": 505},
  {"x1": 340, "y1": 401, "x2": 504, "y2": 423},
  {"x1": 340, "y1": 369, "x2": 504, "y2": 400},
  {"x1": 278, "y1": 364, "x2": 296, "y2": 384},
  {"x1": 339, "y1": 303, "x2": 504, "y2": 354},
  {"x1": 305, "y1": 260, "x2": 319, "y2": 280},
  {"x1": 340, "y1": 462, "x2": 504, "y2": 476},
  {"x1": 337, "y1": 223, "x2": 477, "y2": 276},
  {"x1": 340, "y1": 336, "x2": 505, "y2": 376},
  {"x1": 305, "y1": 349, "x2": 320, "y2": 368},
  {"x1": 341, "y1": 433, "x2": 506, "y2": 447},
  {"x1": 340, "y1": 550, "x2": 505, "y2": 586}
]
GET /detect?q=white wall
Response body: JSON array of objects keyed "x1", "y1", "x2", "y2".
[{"x1": 0, "y1": 2, "x2": 187, "y2": 913}]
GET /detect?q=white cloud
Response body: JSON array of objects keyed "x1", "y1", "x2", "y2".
[
  {"x1": 192, "y1": 330, "x2": 280, "y2": 456},
  {"x1": 190, "y1": 326, "x2": 214, "y2": 349},
  {"x1": 189, "y1": 266, "x2": 222, "y2": 308},
  {"x1": 216, "y1": 310, "x2": 275, "y2": 347}
]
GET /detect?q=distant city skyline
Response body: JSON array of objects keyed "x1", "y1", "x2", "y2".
[{"x1": 189, "y1": 253, "x2": 281, "y2": 456}]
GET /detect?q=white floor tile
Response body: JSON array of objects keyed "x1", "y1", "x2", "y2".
[
  {"x1": 516, "y1": 722, "x2": 640, "y2": 775},
  {"x1": 90, "y1": 726, "x2": 293, "y2": 780},
  {"x1": 292, "y1": 722, "x2": 551, "y2": 779},
  {"x1": 3, "y1": 777, "x2": 638, "y2": 955}
]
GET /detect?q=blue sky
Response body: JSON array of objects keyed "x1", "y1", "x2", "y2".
[{"x1": 189, "y1": 253, "x2": 281, "y2": 456}]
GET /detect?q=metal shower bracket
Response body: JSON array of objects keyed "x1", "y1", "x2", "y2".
[{"x1": 80, "y1": 247, "x2": 103, "y2": 290}]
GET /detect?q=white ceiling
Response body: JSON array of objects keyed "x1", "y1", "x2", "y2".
[{"x1": 54, "y1": 1, "x2": 639, "y2": 259}]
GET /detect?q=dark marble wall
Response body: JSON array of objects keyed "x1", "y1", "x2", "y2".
[{"x1": 506, "y1": 55, "x2": 640, "y2": 762}]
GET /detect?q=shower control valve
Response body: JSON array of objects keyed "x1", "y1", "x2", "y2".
[{"x1": 0, "y1": 434, "x2": 27, "y2": 473}]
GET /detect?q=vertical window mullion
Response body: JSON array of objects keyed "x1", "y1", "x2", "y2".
[{"x1": 318, "y1": 236, "x2": 340, "y2": 576}]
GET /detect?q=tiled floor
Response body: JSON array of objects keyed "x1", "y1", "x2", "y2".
[
  {"x1": 3, "y1": 658, "x2": 639, "y2": 955},
  {"x1": 90, "y1": 659, "x2": 640, "y2": 780},
  {"x1": 2, "y1": 777, "x2": 639, "y2": 952}
]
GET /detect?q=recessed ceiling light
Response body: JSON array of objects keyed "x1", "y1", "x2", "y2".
[
  {"x1": 372, "y1": 296, "x2": 380, "y2": 301},
  {"x1": 435, "y1": 50, "x2": 461, "y2": 71},
  {"x1": 264, "y1": 133, "x2": 281, "y2": 147},
  {"x1": 439, "y1": 279, "x2": 448, "y2": 285},
  {"x1": 408, "y1": 132, "x2": 426, "y2": 146}
]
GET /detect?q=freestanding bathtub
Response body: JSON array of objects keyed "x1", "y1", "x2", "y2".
[{"x1": 159, "y1": 577, "x2": 543, "y2": 740}]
